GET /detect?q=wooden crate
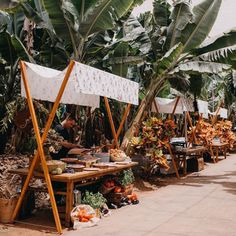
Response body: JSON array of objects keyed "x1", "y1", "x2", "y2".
[{"x1": 187, "y1": 157, "x2": 204, "y2": 172}]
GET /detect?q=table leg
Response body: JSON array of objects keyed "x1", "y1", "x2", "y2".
[
  {"x1": 216, "y1": 147, "x2": 219, "y2": 163},
  {"x1": 224, "y1": 147, "x2": 227, "y2": 159},
  {"x1": 209, "y1": 146, "x2": 216, "y2": 163},
  {"x1": 183, "y1": 156, "x2": 187, "y2": 176},
  {"x1": 65, "y1": 181, "x2": 74, "y2": 227}
]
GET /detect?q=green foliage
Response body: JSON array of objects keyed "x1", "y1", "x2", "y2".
[
  {"x1": 153, "y1": 0, "x2": 171, "y2": 27},
  {"x1": 156, "y1": 43, "x2": 183, "y2": 76},
  {"x1": 165, "y1": 0, "x2": 193, "y2": 49},
  {"x1": 82, "y1": 191, "x2": 106, "y2": 209},
  {"x1": 181, "y1": 0, "x2": 222, "y2": 52},
  {"x1": 0, "y1": 96, "x2": 26, "y2": 133},
  {"x1": 118, "y1": 169, "x2": 134, "y2": 186}
]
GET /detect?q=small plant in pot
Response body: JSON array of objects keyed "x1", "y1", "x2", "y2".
[
  {"x1": 82, "y1": 191, "x2": 107, "y2": 217},
  {"x1": 117, "y1": 169, "x2": 135, "y2": 195}
]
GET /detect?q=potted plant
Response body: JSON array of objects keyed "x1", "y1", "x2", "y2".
[
  {"x1": 82, "y1": 191, "x2": 107, "y2": 217},
  {"x1": 118, "y1": 169, "x2": 135, "y2": 195}
]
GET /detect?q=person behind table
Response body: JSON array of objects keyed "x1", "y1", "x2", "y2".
[{"x1": 51, "y1": 114, "x2": 80, "y2": 160}]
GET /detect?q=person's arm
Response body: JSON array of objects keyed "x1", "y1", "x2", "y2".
[{"x1": 61, "y1": 141, "x2": 82, "y2": 149}]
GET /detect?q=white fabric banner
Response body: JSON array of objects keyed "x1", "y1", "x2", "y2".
[
  {"x1": 22, "y1": 61, "x2": 139, "y2": 106},
  {"x1": 197, "y1": 100, "x2": 208, "y2": 119},
  {"x1": 73, "y1": 62, "x2": 139, "y2": 105},
  {"x1": 220, "y1": 108, "x2": 228, "y2": 118},
  {"x1": 152, "y1": 97, "x2": 193, "y2": 114},
  {"x1": 21, "y1": 62, "x2": 100, "y2": 108}
]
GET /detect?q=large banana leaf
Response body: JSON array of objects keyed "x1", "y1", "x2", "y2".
[
  {"x1": 21, "y1": 2, "x2": 52, "y2": 31},
  {"x1": 0, "y1": 30, "x2": 34, "y2": 63},
  {"x1": 156, "y1": 43, "x2": 183, "y2": 76},
  {"x1": 123, "y1": 16, "x2": 151, "y2": 54},
  {"x1": 0, "y1": 0, "x2": 19, "y2": 10},
  {"x1": 153, "y1": 0, "x2": 171, "y2": 27},
  {"x1": 79, "y1": 0, "x2": 134, "y2": 39},
  {"x1": 71, "y1": 0, "x2": 97, "y2": 20},
  {"x1": 172, "y1": 61, "x2": 231, "y2": 74},
  {"x1": 0, "y1": 10, "x2": 12, "y2": 32},
  {"x1": 42, "y1": 0, "x2": 74, "y2": 41},
  {"x1": 111, "y1": 42, "x2": 129, "y2": 77},
  {"x1": 106, "y1": 41, "x2": 143, "y2": 77},
  {"x1": 194, "y1": 28, "x2": 236, "y2": 55},
  {"x1": 181, "y1": 0, "x2": 222, "y2": 53},
  {"x1": 165, "y1": 0, "x2": 193, "y2": 49},
  {"x1": 168, "y1": 73, "x2": 190, "y2": 93},
  {"x1": 199, "y1": 46, "x2": 236, "y2": 61}
]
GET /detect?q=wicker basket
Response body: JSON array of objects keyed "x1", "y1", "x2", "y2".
[
  {"x1": 0, "y1": 197, "x2": 18, "y2": 223},
  {"x1": 37, "y1": 160, "x2": 66, "y2": 173},
  {"x1": 110, "y1": 155, "x2": 126, "y2": 162}
]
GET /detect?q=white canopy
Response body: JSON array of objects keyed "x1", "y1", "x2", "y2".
[
  {"x1": 21, "y1": 61, "x2": 139, "y2": 107},
  {"x1": 209, "y1": 108, "x2": 228, "y2": 119},
  {"x1": 197, "y1": 100, "x2": 209, "y2": 119},
  {"x1": 219, "y1": 108, "x2": 228, "y2": 118},
  {"x1": 152, "y1": 97, "x2": 194, "y2": 114}
]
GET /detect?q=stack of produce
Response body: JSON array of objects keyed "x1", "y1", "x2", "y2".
[
  {"x1": 73, "y1": 207, "x2": 95, "y2": 222},
  {"x1": 100, "y1": 169, "x2": 139, "y2": 207},
  {"x1": 131, "y1": 117, "x2": 176, "y2": 171},
  {"x1": 214, "y1": 120, "x2": 236, "y2": 148}
]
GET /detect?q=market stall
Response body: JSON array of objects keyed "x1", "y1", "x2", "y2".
[
  {"x1": 188, "y1": 101, "x2": 234, "y2": 163},
  {"x1": 12, "y1": 60, "x2": 139, "y2": 234},
  {"x1": 151, "y1": 97, "x2": 207, "y2": 177}
]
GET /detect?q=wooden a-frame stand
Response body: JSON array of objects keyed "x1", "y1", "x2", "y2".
[
  {"x1": 152, "y1": 97, "x2": 181, "y2": 179},
  {"x1": 104, "y1": 97, "x2": 131, "y2": 149},
  {"x1": 11, "y1": 60, "x2": 132, "y2": 234}
]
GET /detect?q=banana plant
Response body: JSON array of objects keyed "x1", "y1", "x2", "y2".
[{"x1": 121, "y1": 0, "x2": 236, "y2": 151}]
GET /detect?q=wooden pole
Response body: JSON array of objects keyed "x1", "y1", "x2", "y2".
[
  {"x1": 186, "y1": 112, "x2": 197, "y2": 144},
  {"x1": 12, "y1": 60, "x2": 75, "y2": 234},
  {"x1": 104, "y1": 97, "x2": 119, "y2": 148},
  {"x1": 212, "y1": 100, "x2": 223, "y2": 125},
  {"x1": 166, "y1": 143, "x2": 180, "y2": 179},
  {"x1": 153, "y1": 99, "x2": 159, "y2": 114},
  {"x1": 171, "y1": 96, "x2": 180, "y2": 116},
  {"x1": 112, "y1": 104, "x2": 131, "y2": 148}
]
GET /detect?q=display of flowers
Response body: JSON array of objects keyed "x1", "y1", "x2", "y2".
[{"x1": 130, "y1": 117, "x2": 176, "y2": 170}]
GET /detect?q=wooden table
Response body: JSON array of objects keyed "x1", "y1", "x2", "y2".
[
  {"x1": 9, "y1": 162, "x2": 138, "y2": 227},
  {"x1": 173, "y1": 146, "x2": 206, "y2": 176},
  {"x1": 210, "y1": 142, "x2": 228, "y2": 162}
]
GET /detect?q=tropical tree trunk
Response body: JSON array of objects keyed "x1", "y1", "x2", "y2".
[{"x1": 121, "y1": 77, "x2": 166, "y2": 153}]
